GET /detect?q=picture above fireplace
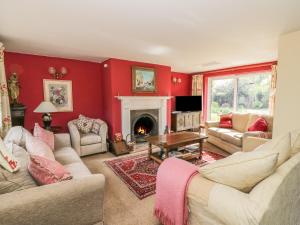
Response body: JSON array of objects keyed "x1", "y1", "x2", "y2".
[{"x1": 130, "y1": 109, "x2": 159, "y2": 142}]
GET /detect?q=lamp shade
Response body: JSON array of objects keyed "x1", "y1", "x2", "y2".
[{"x1": 34, "y1": 101, "x2": 58, "y2": 113}]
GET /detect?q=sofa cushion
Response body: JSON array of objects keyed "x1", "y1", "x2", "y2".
[
  {"x1": 80, "y1": 133, "x2": 102, "y2": 146},
  {"x1": 91, "y1": 121, "x2": 101, "y2": 134},
  {"x1": 0, "y1": 138, "x2": 20, "y2": 173},
  {"x1": 28, "y1": 155, "x2": 72, "y2": 185},
  {"x1": 248, "y1": 117, "x2": 268, "y2": 132},
  {"x1": 76, "y1": 115, "x2": 93, "y2": 134},
  {"x1": 219, "y1": 113, "x2": 233, "y2": 128},
  {"x1": 54, "y1": 147, "x2": 81, "y2": 165},
  {"x1": 33, "y1": 123, "x2": 54, "y2": 150},
  {"x1": 64, "y1": 162, "x2": 91, "y2": 179},
  {"x1": 200, "y1": 151, "x2": 279, "y2": 192},
  {"x1": 232, "y1": 113, "x2": 249, "y2": 132},
  {"x1": 247, "y1": 114, "x2": 273, "y2": 132},
  {"x1": 26, "y1": 135, "x2": 55, "y2": 160},
  {"x1": 207, "y1": 127, "x2": 232, "y2": 138},
  {"x1": 255, "y1": 132, "x2": 291, "y2": 167},
  {"x1": 0, "y1": 144, "x2": 37, "y2": 194},
  {"x1": 220, "y1": 131, "x2": 243, "y2": 147},
  {"x1": 4, "y1": 126, "x2": 32, "y2": 148}
]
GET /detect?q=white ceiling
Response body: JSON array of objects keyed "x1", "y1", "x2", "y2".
[{"x1": 1, "y1": 0, "x2": 300, "y2": 73}]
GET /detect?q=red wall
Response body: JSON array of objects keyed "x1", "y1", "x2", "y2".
[
  {"x1": 102, "y1": 58, "x2": 176, "y2": 137},
  {"x1": 170, "y1": 72, "x2": 192, "y2": 111},
  {"x1": 4, "y1": 52, "x2": 103, "y2": 132}
]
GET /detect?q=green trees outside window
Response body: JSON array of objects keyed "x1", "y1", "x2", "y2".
[{"x1": 209, "y1": 72, "x2": 271, "y2": 121}]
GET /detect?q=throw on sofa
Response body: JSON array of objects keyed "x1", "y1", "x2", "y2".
[
  {"x1": 0, "y1": 126, "x2": 105, "y2": 225},
  {"x1": 205, "y1": 113, "x2": 273, "y2": 154},
  {"x1": 68, "y1": 118, "x2": 108, "y2": 156}
]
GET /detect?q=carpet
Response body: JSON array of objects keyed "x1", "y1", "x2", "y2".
[{"x1": 105, "y1": 149, "x2": 224, "y2": 199}]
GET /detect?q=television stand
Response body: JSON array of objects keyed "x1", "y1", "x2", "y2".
[{"x1": 171, "y1": 111, "x2": 201, "y2": 132}]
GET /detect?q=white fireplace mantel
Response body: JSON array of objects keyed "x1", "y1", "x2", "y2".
[{"x1": 116, "y1": 96, "x2": 171, "y2": 136}]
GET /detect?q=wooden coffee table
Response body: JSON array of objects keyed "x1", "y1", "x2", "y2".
[{"x1": 145, "y1": 132, "x2": 208, "y2": 164}]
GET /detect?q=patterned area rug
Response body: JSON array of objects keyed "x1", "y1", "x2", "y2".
[{"x1": 105, "y1": 149, "x2": 224, "y2": 199}]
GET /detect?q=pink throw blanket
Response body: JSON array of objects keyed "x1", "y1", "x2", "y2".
[{"x1": 154, "y1": 157, "x2": 198, "y2": 225}]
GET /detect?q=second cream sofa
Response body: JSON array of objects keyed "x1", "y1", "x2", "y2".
[{"x1": 205, "y1": 113, "x2": 273, "y2": 154}]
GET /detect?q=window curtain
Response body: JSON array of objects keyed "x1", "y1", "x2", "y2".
[
  {"x1": 192, "y1": 74, "x2": 204, "y2": 123},
  {"x1": 269, "y1": 65, "x2": 277, "y2": 116},
  {"x1": 192, "y1": 74, "x2": 203, "y2": 96},
  {"x1": 0, "y1": 43, "x2": 12, "y2": 137}
]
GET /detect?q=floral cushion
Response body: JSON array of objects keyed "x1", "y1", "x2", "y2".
[
  {"x1": 0, "y1": 138, "x2": 19, "y2": 173},
  {"x1": 76, "y1": 115, "x2": 93, "y2": 134},
  {"x1": 0, "y1": 144, "x2": 37, "y2": 194},
  {"x1": 91, "y1": 122, "x2": 101, "y2": 134}
]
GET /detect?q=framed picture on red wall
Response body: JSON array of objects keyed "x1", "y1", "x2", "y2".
[
  {"x1": 132, "y1": 66, "x2": 156, "y2": 93},
  {"x1": 43, "y1": 79, "x2": 73, "y2": 112}
]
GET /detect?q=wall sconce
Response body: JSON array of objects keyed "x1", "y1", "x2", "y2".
[
  {"x1": 172, "y1": 77, "x2": 182, "y2": 84},
  {"x1": 48, "y1": 66, "x2": 68, "y2": 79}
]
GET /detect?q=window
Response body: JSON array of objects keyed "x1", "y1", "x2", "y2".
[{"x1": 208, "y1": 72, "x2": 271, "y2": 121}]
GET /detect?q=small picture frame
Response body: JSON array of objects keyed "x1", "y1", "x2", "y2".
[
  {"x1": 132, "y1": 66, "x2": 156, "y2": 93},
  {"x1": 43, "y1": 79, "x2": 73, "y2": 112}
]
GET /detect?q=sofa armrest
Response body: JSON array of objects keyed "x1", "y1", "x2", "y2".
[
  {"x1": 68, "y1": 121, "x2": 81, "y2": 155},
  {"x1": 54, "y1": 133, "x2": 71, "y2": 149},
  {"x1": 0, "y1": 174, "x2": 105, "y2": 225},
  {"x1": 242, "y1": 136, "x2": 270, "y2": 152},
  {"x1": 94, "y1": 119, "x2": 108, "y2": 152},
  {"x1": 205, "y1": 121, "x2": 220, "y2": 128},
  {"x1": 208, "y1": 184, "x2": 259, "y2": 225}
]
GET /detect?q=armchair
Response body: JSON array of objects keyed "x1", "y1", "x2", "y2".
[{"x1": 68, "y1": 119, "x2": 108, "y2": 156}]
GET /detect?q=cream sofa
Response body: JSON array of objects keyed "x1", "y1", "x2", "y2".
[
  {"x1": 205, "y1": 113, "x2": 273, "y2": 154},
  {"x1": 68, "y1": 119, "x2": 108, "y2": 156},
  {"x1": 0, "y1": 127, "x2": 105, "y2": 225},
  {"x1": 187, "y1": 129, "x2": 300, "y2": 225}
]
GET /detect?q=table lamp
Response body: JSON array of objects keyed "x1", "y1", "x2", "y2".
[{"x1": 34, "y1": 101, "x2": 58, "y2": 129}]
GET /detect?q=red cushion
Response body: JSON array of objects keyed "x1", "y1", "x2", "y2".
[
  {"x1": 248, "y1": 117, "x2": 268, "y2": 132},
  {"x1": 219, "y1": 113, "x2": 233, "y2": 128},
  {"x1": 28, "y1": 155, "x2": 72, "y2": 185}
]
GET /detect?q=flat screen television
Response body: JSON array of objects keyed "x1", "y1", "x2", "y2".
[{"x1": 175, "y1": 96, "x2": 202, "y2": 112}]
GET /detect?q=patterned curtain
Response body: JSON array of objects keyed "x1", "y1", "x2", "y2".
[
  {"x1": 192, "y1": 74, "x2": 203, "y2": 96},
  {"x1": 0, "y1": 43, "x2": 12, "y2": 137},
  {"x1": 269, "y1": 65, "x2": 277, "y2": 116},
  {"x1": 192, "y1": 74, "x2": 204, "y2": 123}
]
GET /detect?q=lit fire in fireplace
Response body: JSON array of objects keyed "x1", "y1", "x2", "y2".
[{"x1": 137, "y1": 126, "x2": 146, "y2": 135}]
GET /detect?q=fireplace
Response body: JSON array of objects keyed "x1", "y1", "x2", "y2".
[
  {"x1": 131, "y1": 109, "x2": 158, "y2": 142},
  {"x1": 116, "y1": 96, "x2": 171, "y2": 138}
]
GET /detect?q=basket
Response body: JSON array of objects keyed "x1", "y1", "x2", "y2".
[{"x1": 125, "y1": 134, "x2": 136, "y2": 152}]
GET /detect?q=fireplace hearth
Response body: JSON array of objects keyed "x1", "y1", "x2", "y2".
[{"x1": 131, "y1": 109, "x2": 158, "y2": 142}]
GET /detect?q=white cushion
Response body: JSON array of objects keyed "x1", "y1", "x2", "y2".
[
  {"x1": 255, "y1": 132, "x2": 291, "y2": 167},
  {"x1": 25, "y1": 135, "x2": 55, "y2": 160},
  {"x1": 200, "y1": 151, "x2": 279, "y2": 192}
]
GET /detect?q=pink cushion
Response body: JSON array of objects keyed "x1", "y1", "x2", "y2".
[
  {"x1": 248, "y1": 117, "x2": 268, "y2": 132},
  {"x1": 26, "y1": 135, "x2": 55, "y2": 160},
  {"x1": 33, "y1": 123, "x2": 54, "y2": 150},
  {"x1": 28, "y1": 155, "x2": 72, "y2": 185}
]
